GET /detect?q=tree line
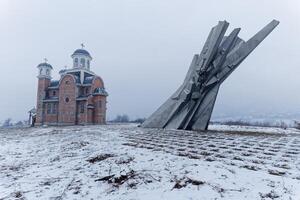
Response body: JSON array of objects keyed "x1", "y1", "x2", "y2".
[
  {"x1": 1, "y1": 115, "x2": 146, "y2": 128},
  {"x1": 109, "y1": 114, "x2": 146, "y2": 124},
  {"x1": 1, "y1": 118, "x2": 28, "y2": 128}
]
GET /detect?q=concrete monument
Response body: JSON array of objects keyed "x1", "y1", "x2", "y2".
[{"x1": 142, "y1": 20, "x2": 279, "y2": 131}]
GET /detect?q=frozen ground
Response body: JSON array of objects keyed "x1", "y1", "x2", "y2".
[
  {"x1": 209, "y1": 124, "x2": 300, "y2": 135},
  {"x1": 0, "y1": 124, "x2": 300, "y2": 200}
]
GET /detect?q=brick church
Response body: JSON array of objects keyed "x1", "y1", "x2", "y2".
[{"x1": 35, "y1": 47, "x2": 108, "y2": 125}]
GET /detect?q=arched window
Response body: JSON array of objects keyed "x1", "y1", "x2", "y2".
[
  {"x1": 87, "y1": 60, "x2": 90, "y2": 69},
  {"x1": 74, "y1": 58, "x2": 78, "y2": 68},
  {"x1": 47, "y1": 103, "x2": 51, "y2": 114},
  {"x1": 53, "y1": 103, "x2": 57, "y2": 114},
  {"x1": 80, "y1": 58, "x2": 85, "y2": 68},
  {"x1": 80, "y1": 103, "x2": 85, "y2": 113},
  {"x1": 46, "y1": 69, "x2": 50, "y2": 75},
  {"x1": 39, "y1": 68, "x2": 42, "y2": 74}
]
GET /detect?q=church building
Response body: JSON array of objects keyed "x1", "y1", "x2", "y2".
[{"x1": 35, "y1": 47, "x2": 108, "y2": 125}]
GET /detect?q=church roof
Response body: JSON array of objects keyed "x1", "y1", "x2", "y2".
[
  {"x1": 43, "y1": 97, "x2": 59, "y2": 102},
  {"x1": 72, "y1": 49, "x2": 91, "y2": 57},
  {"x1": 83, "y1": 76, "x2": 94, "y2": 84},
  {"x1": 93, "y1": 87, "x2": 108, "y2": 96},
  {"x1": 49, "y1": 80, "x2": 59, "y2": 87},
  {"x1": 59, "y1": 69, "x2": 67, "y2": 74},
  {"x1": 37, "y1": 62, "x2": 53, "y2": 69},
  {"x1": 73, "y1": 75, "x2": 81, "y2": 84}
]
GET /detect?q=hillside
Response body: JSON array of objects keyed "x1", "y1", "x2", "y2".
[{"x1": 0, "y1": 124, "x2": 299, "y2": 199}]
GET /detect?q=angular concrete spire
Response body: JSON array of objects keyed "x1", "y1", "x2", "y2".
[{"x1": 142, "y1": 20, "x2": 279, "y2": 131}]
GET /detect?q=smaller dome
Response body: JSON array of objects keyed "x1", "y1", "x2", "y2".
[
  {"x1": 93, "y1": 87, "x2": 108, "y2": 96},
  {"x1": 59, "y1": 69, "x2": 67, "y2": 74},
  {"x1": 49, "y1": 80, "x2": 59, "y2": 87},
  {"x1": 72, "y1": 49, "x2": 91, "y2": 58},
  {"x1": 37, "y1": 62, "x2": 53, "y2": 69}
]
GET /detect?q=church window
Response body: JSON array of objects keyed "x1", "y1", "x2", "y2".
[
  {"x1": 80, "y1": 58, "x2": 85, "y2": 67},
  {"x1": 98, "y1": 100, "x2": 102, "y2": 108},
  {"x1": 80, "y1": 87, "x2": 84, "y2": 96},
  {"x1": 47, "y1": 103, "x2": 52, "y2": 114},
  {"x1": 74, "y1": 58, "x2": 78, "y2": 67},
  {"x1": 87, "y1": 60, "x2": 90, "y2": 69},
  {"x1": 42, "y1": 104, "x2": 46, "y2": 114},
  {"x1": 40, "y1": 68, "x2": 42, "y2": 74},
  {"x1": 53, "y1": 103, "x2": 57, "y2": 114},
  {"x1": 80, "y1": 103, "x2": 85, "y2": 113},
  {"x1": 85, "y1": 88, "x2": 89, "y2": 94},
  {"x1": 46, "y1": 69, "x2": 50, "y2": 75},
  {"x1": 65, "y1": 97, "x2": 69, "y2": 103},
  {"x1": 46, "y1": 103, "x2": 58, "y2": 114}
]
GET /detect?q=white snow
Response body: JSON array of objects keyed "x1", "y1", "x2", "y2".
[
  {"x1": 209, "y1": 124, "x2": 300, "y2": 135},
  {"x1": 0, "y1": 124, "x2": 299, "y2": 200}
]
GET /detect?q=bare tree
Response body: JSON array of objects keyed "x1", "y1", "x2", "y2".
[
  {"x1": 2, "y1": 118, "x2": 12, "y2": 127},
  {"x1": 112, "y1": 114, "x2": 130, "y2": 123},
  {"x1": 131, "y1": 118, "x2": 146, "y2": 124},
  {"x1": 14, "y1": 121, "x2": 24, "y2": 127}
]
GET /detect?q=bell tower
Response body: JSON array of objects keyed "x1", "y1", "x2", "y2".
[
  {"x1": 71, "y1": 44, "x2": 92, "y2": 70},
  {"x1": 36, "y1": 59, "x2": 53, "y2": 125}
]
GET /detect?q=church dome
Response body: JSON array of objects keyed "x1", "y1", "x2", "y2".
[
  {"x1": 72, "y1": 49, "x2": 91, "y2": 58},
  {"x1": 37, "y1": 62, "x2": 53, "y2": 69}
]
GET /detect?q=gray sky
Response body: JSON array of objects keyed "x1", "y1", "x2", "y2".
[{"x1": 0, "y1": 0, "x2": 300, "y2": 122}]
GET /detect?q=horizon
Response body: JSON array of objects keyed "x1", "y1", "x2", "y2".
[{"x1": 1, "y1": 0, "x2": 300, "y2": 122}]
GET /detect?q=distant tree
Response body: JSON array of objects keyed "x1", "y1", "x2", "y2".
[
  {"x1": 294, "y1": 121, "x2": 300, "y2": 130},
  {"x1": 15, "y1": 121, "x2": 24, "y2": 127},
  {"x1": 112, "y1": 114, "x2": 130, "y2": 123},
  {"x1": 113, "y1": 115, "x2": 121, "y2": 122},
  {"x1": 2, "y1": 118, "x2": 12, "y2": 127},
  {"x1": 278, "y1": 121, "x2": 288, "y2": 129},
  {"x1": 131, "y1": 118, "x2": 146, "y2": 124},
  {"x1": 221, "y1": 119, "x2": 290, "y2": 129}
]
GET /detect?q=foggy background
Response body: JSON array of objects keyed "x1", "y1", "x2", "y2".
[{"x1": 0, "y1": 0, "x2": 300, "y2": 122}]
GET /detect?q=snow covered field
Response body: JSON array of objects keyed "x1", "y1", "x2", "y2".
[{"x1": 0, "y1": 124, "x2": 300, "y2": 200}]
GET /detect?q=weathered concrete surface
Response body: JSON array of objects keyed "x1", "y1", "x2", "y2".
[{"x1": 142, "y1": 20, "x2": 279, "y2": 131}]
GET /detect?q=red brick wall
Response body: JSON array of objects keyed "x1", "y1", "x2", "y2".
[
  {"x1": 91, "y1": 76, "x2": 106, "y2": 124},
  {"x1": 48, "y1": 89, "x2": 58, "y2": 98},
  {"x1": 44, "y1": 113, "x2": 58, "y2": 124},
  {"x1": 77, "y1": 101, "x2": 87, "y2": 125},
  {"x1": 87, "y1": 108, "x2": 93, "y2": 124},
  {"x1": 36, "y1": 78, "x2": 50, "y2": 124},
  {"x1": 93, "y1": 95, "x2": 106, "y2": 124},
  {"x1": 91, "y1": 76, "x2": 104, "y2": 91},
  {"x1": 44, "y1": 103, "x2": 58, "y2": 124},
  {"x1": 86, "y1": 96, "x2": 94, "y2": 124},
  {"x1": 58, "y1": 75, "x2": 77, "y2": 125}
]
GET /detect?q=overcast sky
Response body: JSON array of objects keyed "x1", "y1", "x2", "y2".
[{"x1": 0, "y1": 0, "x2": 300, "y2": 122}]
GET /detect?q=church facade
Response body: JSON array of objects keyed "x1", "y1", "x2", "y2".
[{"x1": 35, "y1": 48, "x2": 108, "y2": 125}]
